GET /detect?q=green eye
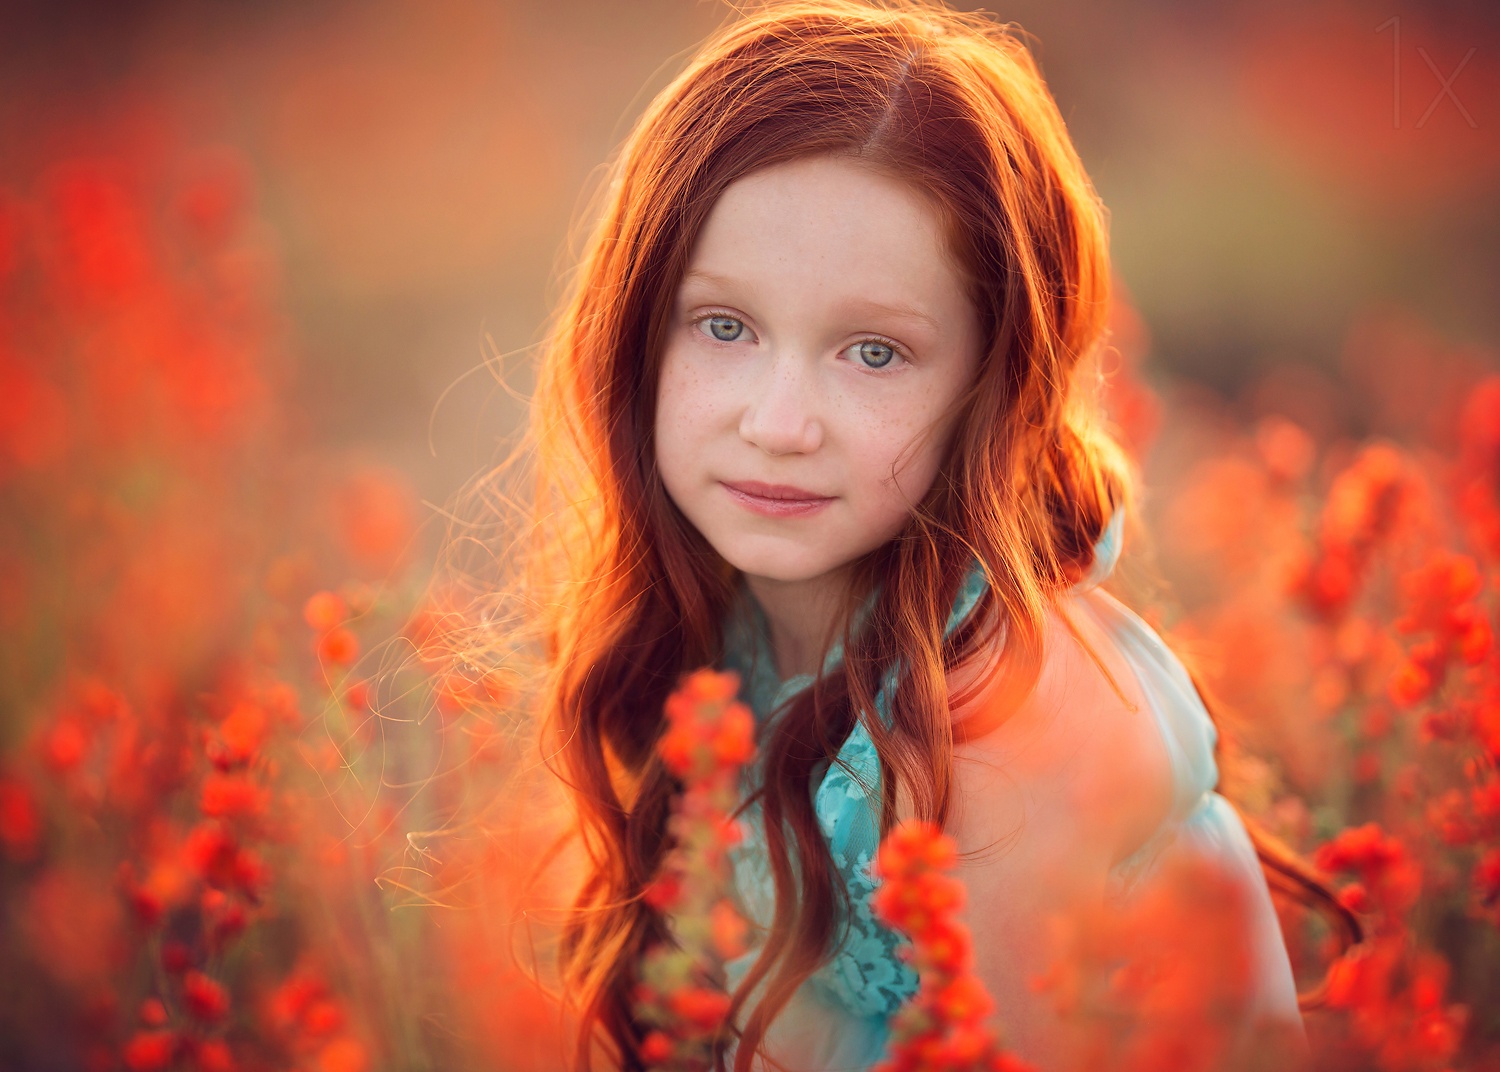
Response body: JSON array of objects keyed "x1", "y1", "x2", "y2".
[
  {"x1": 703, "y1": 316, "x2": 745, "y2": 342},
  {"x1": 856, "y1": 340, "x2": 896, "y2": 368}
]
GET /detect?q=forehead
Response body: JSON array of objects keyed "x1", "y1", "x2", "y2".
[{"x1": 680, "y1": 155, "x2": 973, "y2": 327}]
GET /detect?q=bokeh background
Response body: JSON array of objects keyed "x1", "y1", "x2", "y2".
[
  {"x1": 4, "y1": 0, "x2": 1495, "y2": 505},
  {"x1": 3, "y1": 1, "x2": 1500, "y2": 1070}
]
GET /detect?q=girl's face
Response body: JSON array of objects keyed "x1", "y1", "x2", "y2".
[{"x1": 654, "y1": 154, "x2": 983, "y2": 601}]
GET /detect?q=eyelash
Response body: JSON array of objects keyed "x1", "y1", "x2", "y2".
[{"x1": 688, "y1": 310, "x2": 910, "y2": 374}]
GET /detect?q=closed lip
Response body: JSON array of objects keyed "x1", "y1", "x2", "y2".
[{"x1": 721, "y1": 480, "x2": 834, "y2": 502}]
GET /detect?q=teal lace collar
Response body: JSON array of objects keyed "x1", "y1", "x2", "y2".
[
  {"x1": 717, "y1": 511, "x2": 1124, "y2": 723},
  {"x1": 718, "y1": 562, "x2": 988, "y2": 725}
]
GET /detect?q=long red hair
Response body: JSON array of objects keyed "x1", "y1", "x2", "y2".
[{"x1": 485, "y1": 2, "x2": 1361, "y2": 1067}]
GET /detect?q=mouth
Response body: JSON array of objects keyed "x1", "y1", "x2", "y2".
[
  {"x1": 721, "y1": 480, "x2": 834, "y2": 503},
  {"x1": 720, "y1": 480, "x2": 836, "y2": 519}
]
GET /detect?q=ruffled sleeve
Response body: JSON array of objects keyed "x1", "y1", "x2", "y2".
[
  {"x1": 719, "y1": 512, "x2": 1305, "y2": 1067},
  {"x1": 1073, "y1": 589, "x2": 1307, "y2": 1042}
]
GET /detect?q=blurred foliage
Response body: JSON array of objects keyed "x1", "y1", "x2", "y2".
[{"x1": 2, "y1": 2, "x2": 1499, "y2": 1070}]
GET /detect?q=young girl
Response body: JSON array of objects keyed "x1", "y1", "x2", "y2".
[{"x1": 506, "y1": 2, "x2": 1357, "y2": 1068}]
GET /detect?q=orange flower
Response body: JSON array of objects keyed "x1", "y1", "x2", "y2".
[
  {"x1": 315, "y1": 1037, "x2": 369, "y2": 1072},
  {"x1": 317, "y1": 627, "x2": 360, "y2": 667},
  {"x1": 909, "y1": 916, "x2": 974, "y2": 975},
  {"x1": 217, "y1": 701, "x2": 267, "y2": 765},
  {"x1": 709, "y1": 897, "x2": 749, "y2": 959},
  {"x1": 658, "y1": 668, "x2": 754, "y2": 781},
  {"x1": 303, "y1": 591, "x2": 347, "y2": 632},
  {"x1": 331, "y1": 467, "x2": 416, "y2": 577},
  {"x1": 932, "y1": 973, "x2": 995, "y2": 1023},
  {"x1": 637, "y1": 669, "x2": 757, "y2": 1068},
  {"x1": 342, "y1": 678, "x2": 371, "y2": 713},
  {"x1": 711, "y1": 701, "x2": 755, "y2": 767},
  {"x1": 872, "y1": 820, "x2": 1022, "y2": 1069},
  {"x1": 1388, "y1": 661, "x2": 1433, "y2": 708}
]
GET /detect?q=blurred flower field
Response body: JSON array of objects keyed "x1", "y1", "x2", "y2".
[{"x1": 2, "y1": 124, "x2": 1499, "y2": 1071}]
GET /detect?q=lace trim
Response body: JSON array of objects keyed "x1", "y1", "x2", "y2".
[{"x1": 722, "y1": 536, "x2": 1124, "y2": 1020}]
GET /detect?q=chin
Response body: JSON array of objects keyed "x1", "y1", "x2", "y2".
[
  {"x1": 720, "y1": 546, "x2": 831, "y2": 586},
  {"x1": 730, "y1": 560, "x2": 821, "y2": 585}
]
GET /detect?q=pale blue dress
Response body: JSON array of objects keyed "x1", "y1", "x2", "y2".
[{"x1": 717, "y1": 516, "x2": 1305, "y2": 1070}]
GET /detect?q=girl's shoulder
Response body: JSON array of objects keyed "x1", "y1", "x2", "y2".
[{"x1": 948, "y1": 588, "x2": 1177, "y2": 874}]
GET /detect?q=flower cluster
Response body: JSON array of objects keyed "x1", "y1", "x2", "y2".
[
  {"x1": 1292, "y1": 443, "x2": 1422, "y2": 622},
  {"x1": 1145, "y1": 340, "x2": 1500, "y2": 1068},
  {"x1": 870, "y1": 821, "x2": 1035, "y2": 1072},
  {"x1": 7, "y1": 72, "x2": 1500, "y2": 1072},
  {"x1": 1314, "y1": 822, "x2": 1470, "y2": 1068},
  {"x1": 1046, "y1": 846, "x2": 1348, "y2": 1072},
  {"x1": 0, "y1": 139, "x2": 385, "y2": 1072},
  {"x1": 1386, "y1": 552, "x2": 1492, "y2": 708},
  {"x1": 634, "y1": 669, "x2": 757, "y2": 1071}
]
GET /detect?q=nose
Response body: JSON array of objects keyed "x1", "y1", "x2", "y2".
[{"x1": 738, "y1": 352, "x2": 823, "y2": 455}]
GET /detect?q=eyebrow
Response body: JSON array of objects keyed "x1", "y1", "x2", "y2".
[{"x1": 676, "y1": 269, "x2": 944, "y2": 335}]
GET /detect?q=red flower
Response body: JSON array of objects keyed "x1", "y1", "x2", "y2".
[
  {"x1": 0, "y1": 777, "x2": 40, "y2": 860},
  {"x1": 643, "y1": 871, "x2": 682, "y2": 910},
  {"x1": 190, "y1": 1037, "x2": 235, "y2": 1072},
  {"x1": 175, "y1": 150, "x2": 250, "y2": 250},
  {"x1": 122, "y1": 1030, "x2": 177, "y2": 1072},
  {"x1": 640, "y1": 1031, "x2": 674, "y2": 1063},
  {"x1": 667, "y1": 985, "x2": 732, "y2": 1031},
  {"x1": 161, "y1": 941, "x2": 192, "y2": 974},
  {"x1": 182, "y1": 970, "x2": 229, "y2": 1023},
  {"x1": 1475, "y1": 849, "x2": 1500, "y2": 908},
  {"x1": 302, "y1": 999, "x2": 346, "y2": 1037},
  {"x1": 1316, "y1": 822, "x2": 1400, "y2": 874},
  {"x1": 200, "y1": 773, "x2": 268, "y2": 820},
  {"x1": 1337, "y1": 882, "x2": 1371, "y2": 914},
  {"x1": 43, "y1": 718, "x2": 90, "y2": 774},
  {"x1": 182, "y1": 822, "x2": 264, "y2": 899},
  {"x1": 139, "y1": 998, "x2": 168, "y2": 1027}
]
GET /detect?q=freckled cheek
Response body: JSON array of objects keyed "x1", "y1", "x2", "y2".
[
  {"x1": 669, "y1": 371, "x2": 750, "y2": 434},
  {"x1": 850, "y1": 399, "x2": 947, "y2": 499},
  {"x1": 655, "y1": 361, "x2": 738, "y2": 460}
]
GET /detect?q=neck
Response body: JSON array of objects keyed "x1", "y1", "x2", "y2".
[{"x1": 743, "y1": 570, "x2": 851, "y2": 680}]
